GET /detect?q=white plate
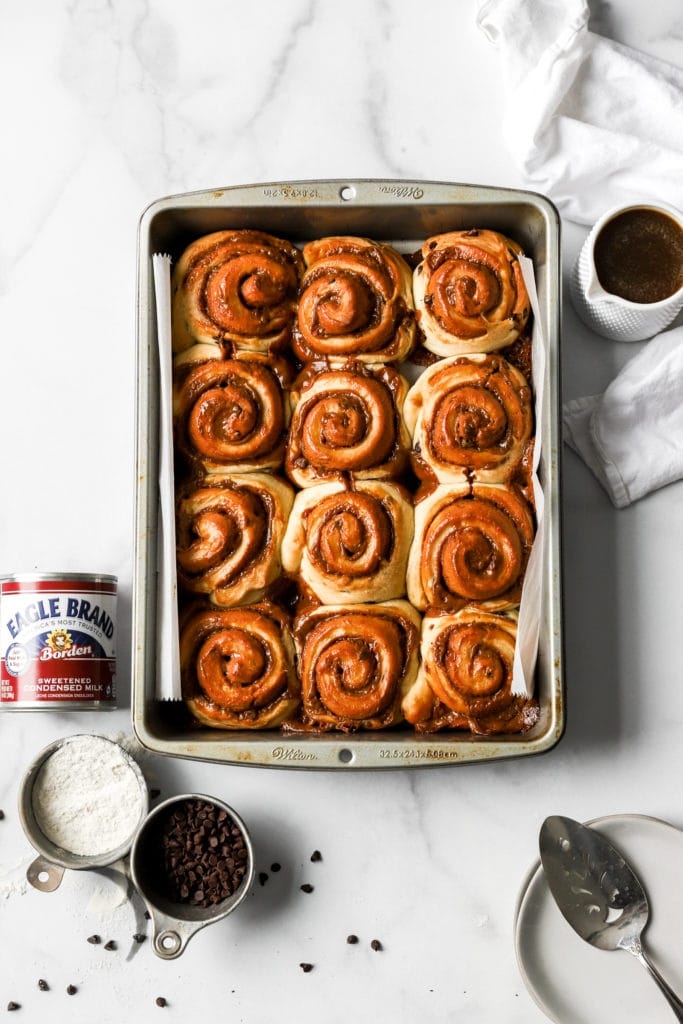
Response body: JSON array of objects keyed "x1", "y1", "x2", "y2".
[{"x1": 515, "y1": 814, "x2": 683, "y2": 1024}]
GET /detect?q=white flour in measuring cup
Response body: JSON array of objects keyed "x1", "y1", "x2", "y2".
[{"x1": 31, "y1": 735, "x2": 145, "y2": 857}]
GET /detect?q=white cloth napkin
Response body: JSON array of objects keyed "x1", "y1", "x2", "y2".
[
  {"x1": 477, "y1": 0, "x2": 683, "y2": 224},
  {"x1": 563, "y1": 326, "x2": 683, "y2": 507}
]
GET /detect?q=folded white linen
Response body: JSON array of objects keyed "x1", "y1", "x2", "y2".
[
  {"x1": 477, "y1": 0, "x2": 683, "y2": 224},
  {"x1": 563, "y1": 326, "x2": 683, "y2": 506}
]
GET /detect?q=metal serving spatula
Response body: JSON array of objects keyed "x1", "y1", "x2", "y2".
[{"x1": 539, "y1": 815, "x2": 683, "y2": 1022}]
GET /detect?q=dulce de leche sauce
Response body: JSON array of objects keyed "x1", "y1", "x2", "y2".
[{"x1": 593, "y1": 207, "x2": 683, "y2": 304}]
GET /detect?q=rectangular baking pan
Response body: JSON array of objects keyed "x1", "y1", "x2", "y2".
[{"x1": 133, "y1": 178, "x2": 564, "y2": 769}]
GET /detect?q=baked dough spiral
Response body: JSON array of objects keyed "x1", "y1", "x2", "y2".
[
  {"x1": 413, "y1": 230, "x2": 530, "y2": 355},
  {"x1": 281, "y1": 480, "x2": 413, "y2": 604},
  {"x1": 407, "y1": 483, "x2": 534, "y2": 611},
  {"x1": 404, "y1": 353, "x2": 533, "y2": 484},
  {"x1": 292, "y1": 236, "x2": 416, "y2": 364},
  {"x1": 180, "y1": 601, "x2": 299, "y2": 729},
  {"x1": 402, "y1": 608, "x2": 539, "y2": 734},
  {"x1": 174, "y1": 358, "x2": 287, "y2": 473},
  {"x1": 285, "y1": 364, "x2": 410, "y2": 487},
  {"x1": 172, "y1": 230, "x2": 304, "y2": 356},
  {"x1": 291, "y1": 601, "x2": 420, "y2": 731},
  {"x1": 176, "y1": 473, "x2": 294, "y2": 607}
]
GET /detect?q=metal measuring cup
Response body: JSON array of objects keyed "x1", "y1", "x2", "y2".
[
  {"x1": 18, "y1": 734, "x2": 149, "y2": 892},
  {"x1": 130, "y1": 793, "x2": 254, "y2": 960}
]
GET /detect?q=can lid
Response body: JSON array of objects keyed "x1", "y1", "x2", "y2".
[{"x1": 0, "y1": 572, "x2": 118, "y2": 585}]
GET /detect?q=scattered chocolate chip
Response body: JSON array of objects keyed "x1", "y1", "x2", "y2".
[
  {"x1": 144, "y1": 911, "x2": 151, "y2": 920},
  {"x1": 346, "y1": 934, "x2": 359, "y2": 945},
  {"x1": 310, "y1": 850, "x2": 322, "y2": 862},
  {"x1": 87, "y1": 934, "x2": 101, "y2": 945},
  {"x1": 37, "y1": 980, "x2": 49, "y2": 991},
  {"x1": 66, "y1": 985, "x2": 77, "y2": 996},
  {"x1": 155, "y1": 997, "x2": 167, "y2": 1008},
  {"x1": 300, "y1": 883, "x2": 314, "y2": 894},
  {"x1": 7, "y1": 1002, "x2": 19, "y2": 1011},
  {"x1": 371, "y1": 939, "x2": 383, "y2": 951},
  {"x1": 133, "y1": 933, "x2": 146, "y2": 944},
  {"x1": 0, "y1": 810, "x2": 5, "y2": 820},
  {"x1": 104, "y1": 940, "x2": 116, "y2": 951},
  {"x1": 299, "y1": 963, "x2": 314, "y2": 973},
  {"x1": 258, "y1": 872, "x2": 269, "y2": 886},
  {"x1": 270, "y1": 862, "x2": 281, "y2": 872}
]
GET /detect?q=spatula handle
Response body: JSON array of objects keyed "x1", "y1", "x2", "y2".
[{"x1": 636, "y1": 949, "x2": 683, "y2": 1022}]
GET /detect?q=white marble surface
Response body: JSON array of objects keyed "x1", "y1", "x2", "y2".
[{"x1": 1, "y1": 1, "x2": 682, "y2": 1021}]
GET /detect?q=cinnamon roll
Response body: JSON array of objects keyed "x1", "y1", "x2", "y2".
[
  {"x1": 402, "y1": 608, "x2": 539, "y2": 734},
  {"x1": 292, "y1": 236, "x2": 416, "y2": 364},
  {"x1": 174, "y1": 358, "x2": 287, "y2": 473},
  {"x1": 291, "y1": 601, "x2": 420, "y2": 731},
  {"x1": 176, "y1": 473, "x2": 294, "y2": 607},
  {"x1": 285, "y1": 364, "x2": 410, "y2": 488},
  {"x1": 404, "y1": 353, "x2": 533, "y2": 484},
  {"x1": 173, "y1": 343, "x2": 296, "y2": 390},
  {"x1": 180, "y1": 601, "x2": 299, "y2": 729},
  {"x1": 172, "y1": 230, "x2": 304, "y2": 356},
  {"x1": 407, "y1": 483, "x2": 535, "y2": 611},
  {"x1": 281, "y1": 480, "x2": 413, "y2": 604},
  {"x1": 413, "y1": 230, "x2": 530, "y2": 355}
]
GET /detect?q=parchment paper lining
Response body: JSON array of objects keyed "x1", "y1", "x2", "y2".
[{"x1": 153, "y1": 254, "x2": 180, "y2": 700}]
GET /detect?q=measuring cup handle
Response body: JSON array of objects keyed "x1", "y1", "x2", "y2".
[
  {"x1": 27, "y1": 855, "x2": 65, "y2": 892},
  {"x1": 637, "y1": 949, "x2": 683, "y2": 1021}
]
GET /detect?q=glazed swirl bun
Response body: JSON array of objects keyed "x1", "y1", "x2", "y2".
[
  {"x1": 285, "y1": 365, "x2": 410, "y2": 488},
  {"x1": 172, "y1": 230, "x2": 304, "y2": 356},
  {"x1": 404, "y1": 353, "x2": 533, "y2": 484},
  {"x1": 281, "y1": 480, "x2": 413, "y2": 604},
  {"x1": 413, "y1": 229, "x2": 530, "y2": 355},
  {"x1": 174, "y1": 359, "x2": 286, "y2": 473},
  {"x1": 402, "y1": 608, "x2": 539, "y2": 734},
  {"x1": 292, "y1": 236, "x2": 416, "y2": 364},
  {"x1": 180, "y1": 601, "x2": 299, "y2": 729},
  {"x1": 407, "y1": 483, "x2": 535, "y2": 612},
  {"x1": 292, "y1": 601, "x2": 420, "y2": 731},
  {"x1": 176, "y1": 473, "x2": 294, "y2": 607}
]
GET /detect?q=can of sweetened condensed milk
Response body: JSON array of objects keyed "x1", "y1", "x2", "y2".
[{"x1": 0, "y1": 573, "x2": 117, "y2": 711}]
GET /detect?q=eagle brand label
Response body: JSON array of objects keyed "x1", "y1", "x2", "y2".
[{"x1": 0, "y1": 575, "x2": 117, "y2": 709}]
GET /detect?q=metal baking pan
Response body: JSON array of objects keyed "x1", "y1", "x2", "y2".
[{"x1": 133, "y1": 178, "x2": 564, "y2": 769}]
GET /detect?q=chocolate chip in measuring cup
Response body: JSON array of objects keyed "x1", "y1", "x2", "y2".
[{"x1": 156, "y1": 798, "x2": 249, "y2": 910}]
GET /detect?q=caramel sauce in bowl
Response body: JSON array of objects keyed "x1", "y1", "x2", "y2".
[
  {"x1": 570, "y1": 201, "x2": 683, "y2": 341},
  {"x1": 593, "y1": 207, "x2": 683, "y2": 305}
]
